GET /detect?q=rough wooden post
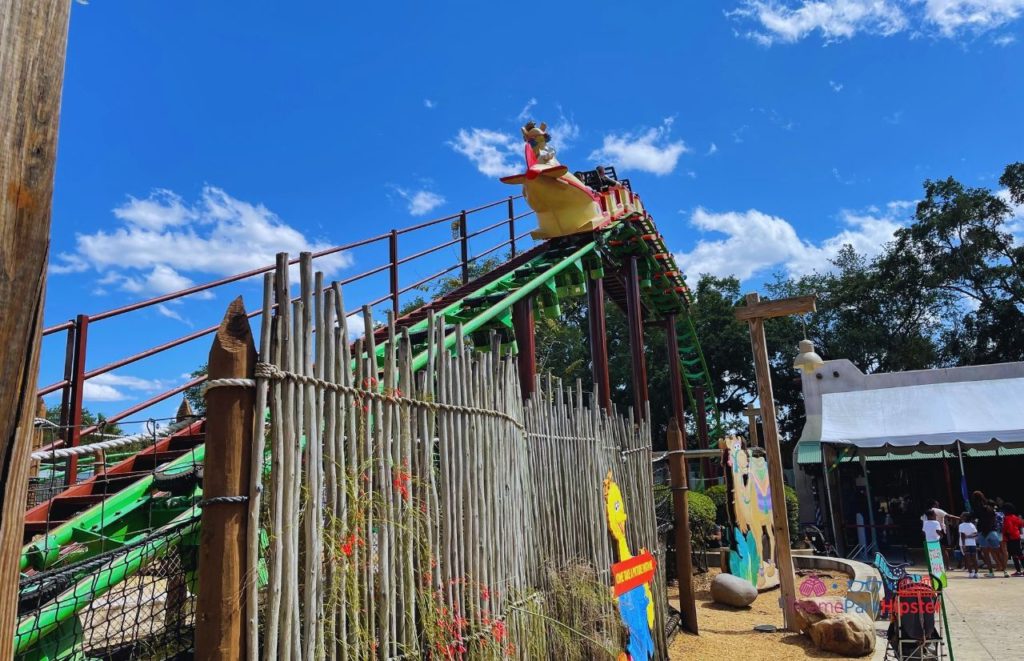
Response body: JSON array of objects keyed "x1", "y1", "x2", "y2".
[
  {"x1": 667, "y1": 418, "x2": 698, "y2": 634},
  {"x1": 196, "y1": 297, "x2": 256, "y2": 660},
  {"x1": 735, "y1": 292, "x2": 816, "y2": 631},
  {"x1": 0, "y1": 2, "x2": 72, "y2": 655},
  {"x1": 29, "y1": 397, "x2": 46, "y2": 479}
]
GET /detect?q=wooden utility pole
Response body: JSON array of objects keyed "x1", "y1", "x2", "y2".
[
  {"x1": 735, "y1": 292, "x2": 816, "y2": 631},
  {"x1": 667, "y1": 418, "x2": 698, "y2": 634},
  {"x1": 0, "y1": 2, "x2": 72, "y2": 656},
  {"x1": 195, "y1": 298, "x2": 256, "y2": 659},
  {"x1": 623, "y1": 256, "x2": 649, "y2": 421},
  {"x1": 512, "y1": 297, "x2": 536, "y2": 400}
]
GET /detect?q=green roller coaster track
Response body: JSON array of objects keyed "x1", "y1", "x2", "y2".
[{"x1": 16, "y1": 197, "x2": 721, "y2": 659}]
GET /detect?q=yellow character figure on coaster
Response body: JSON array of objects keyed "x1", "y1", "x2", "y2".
[
  {"x1": 500, "y1": 121, "x2": 606, "y2": 240},
  {"x1": 604, "y1": 471, "x2": 655, "y2": 660}
]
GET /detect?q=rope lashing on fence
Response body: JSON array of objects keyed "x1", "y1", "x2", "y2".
[
  {"x1": 204, "y1": 361, "x2": 527, "y2": 430},
  {"x1": 198, "y1": 495, "x2": 249, "y2": 508},
  {"x1": 29, "y1": 416, "x2": 199, "y2": 461}
]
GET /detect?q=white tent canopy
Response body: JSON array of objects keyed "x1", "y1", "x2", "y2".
[
  {"x1": 821, "y1": 377, "x2": 1024, "y2": 451},
  {"x1": 798, "y1": 360, "x2": 1024, "y2": 456}
]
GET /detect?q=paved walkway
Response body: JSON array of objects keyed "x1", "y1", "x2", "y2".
[{"x1": 940, "y1": 568, "x2": 1024, "y2": 660}]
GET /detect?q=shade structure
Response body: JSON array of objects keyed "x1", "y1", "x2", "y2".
[
  {"x1": 821, "y1": 377, "x2": 1024, "y2": 453},
  {"x1": 796, "y1": 360, "x2": 1024, "y2": 457}
]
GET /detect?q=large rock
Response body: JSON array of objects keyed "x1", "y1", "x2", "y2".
[
  {"x1": 710, "y1": 573, "x2": 758, "y2": 608},
  {"x1": 794, "y1": 597, "x2": 875, "y2": 657}
]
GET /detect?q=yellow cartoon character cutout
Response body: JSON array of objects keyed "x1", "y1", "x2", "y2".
[{"x1": 604, "y1": 471, "x2": 655, "y2": 660}]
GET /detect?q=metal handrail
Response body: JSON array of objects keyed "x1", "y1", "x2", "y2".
[{"x1": 37, "y1": 193, "x2": 530, "y2": 483}]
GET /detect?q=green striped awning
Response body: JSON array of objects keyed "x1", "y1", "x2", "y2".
[{"x1": 794, "y1": 440, "x2": 1024, "y2": 465}]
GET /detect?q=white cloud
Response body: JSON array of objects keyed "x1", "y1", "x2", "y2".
[
  {"x1": 424, "y1": 99, "x2": 436, "y2": 109},
  {"x1": 393, "y1": 188, "x2": 446, "y2": 216},
  {"x1": 829, "y1": 79, "x2": 844, "y2": 92},
  {"x1": 728, "y1": 0, "x2": 1024, "y2": 43},
  {"x1": 516, "y1": 98, "x2": 538, "y2": 122},
  {"x1": 919, "y1": 0, "x2": 1024, "y2": 37},
  {"x1": 548, "y1": 110, "x2": 580, "y2": 153},
  {"x1": 707, "y1": 142, "x2": 719, "y2": 155},
  {"x1": 345, "y1": 312, "x2": 372, "y2": 340},
  {"x1": 993, "y1": 32, "x2": 1017, "y2": 45},
  {"x1": 728, "y1": 1, "x2": 908, "y2": 45},
  {"x1": 832, "y1": 167, "x2": 856, "y2": 185},
  {"x1": 51, "y1": 187, "x2": 352, "y2": 296},
  {"x1": 156, "y1": 303, "x2": 190, "y2": 325},
  {"x1": 588, "y1": 118, "x2": 689, "y2": 176},
  {"x1": 884, "y1": 110, "x2": 904, "y2": 124},
  {"x1": 733, "y1": 125, "x2": 749, "y2": 143},
  {"x1": 83, "y1": 372, "x2": 165, "y2": 403},
  {"x1": 450, "y1": 128, "x2": 520, "y2": 177},
  {"x1": 673, "y1": 204, "x2": 906, "y2": 280}
]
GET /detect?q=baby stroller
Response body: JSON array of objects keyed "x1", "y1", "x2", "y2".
[
  {"x1": 802, "y1": 524, "x2": 838, "y2": 557},
  {"x1": 886, "y1": 578, "x2": 947, "y2": 660}
]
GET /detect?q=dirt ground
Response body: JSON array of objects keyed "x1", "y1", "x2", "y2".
[{"x1": 668, "y1": 568, "x2": 853, "y2": 660}]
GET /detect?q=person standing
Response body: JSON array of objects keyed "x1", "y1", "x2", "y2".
[
  {"x1": 972, "y1": 490, "x2": 1008, "y2": 578},
  {"x1": 1002, "y1": 503, "x2": 1024, "y2": 576},
  {"x1": 959, "y1": 512, "x2": 980, "y2": 578},
  {"x1": 921, "y1": 499, "x2": 955, "y2": 564}
]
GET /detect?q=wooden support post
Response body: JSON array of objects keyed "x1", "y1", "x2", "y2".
[
  {"x1": 667, "y1": 418, "x2": 699, "y2": 634},
  {"x1": 588, "y1": 277, "x2": 612, "y2": 412},
  {"x1": 624, "y1": 256, "x2": 648, "y2": 421},
  {"x1": 734, "y1": 292, "x2": 816, "y2": 631},
  {"x1": 512, "y1": 297, "x2": 536, "y2": 400},
  {"x1": 0, "y1": 2, "x2": 72, "y2": 655},
  {"x1": 744, "y1": 406, "x2": 761, "y2": 448},
  {"x1": 196, "y1": 297, "x2": 256, "y2": 660}
]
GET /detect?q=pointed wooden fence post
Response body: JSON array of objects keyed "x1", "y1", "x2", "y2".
[
  {"x1": 735, "y1": 292, "x2": 816, "y2": 631},
  {"x1": 667, "y1": 418, "x2": 699, "y2": 634},
  {"x1": 196, "y1": 297, "x2": 256, "y2": 660}
]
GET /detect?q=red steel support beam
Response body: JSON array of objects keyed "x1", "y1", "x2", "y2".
[
  {"x1": 507, "y1": 197, "x2": 517, "y2": 257},
  {"x1": 389, "y1": 229, "x2": 399, "y2": 316},
  {"x1": 512, "y1": 298, "x2": 536, "y2": 400},
  {"x1": 624, "y1": 256, "x2": 648, "y2": 421},
  {"x1": 458, "y1": 210, "x2": 469, "y2": 284},
  {"x1": 64, "y1": 314, "x2": 89, "y2": 486},
  {"x1": 588, "y1": 277, "x2": 612, "y2": 413},
  {"x1": 664, "y1": 314, "x2": 685, "y2": 426}
]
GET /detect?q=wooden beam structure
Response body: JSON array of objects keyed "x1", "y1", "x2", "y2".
[
  {"x1": 664, "y1": 315, "x2": 685, "y2": 425},
  {"x1": 0, "y1": 2, "x2": 72, "y2": 656},
  {"x1": 512, "y1": 297, "x2": 536, "y2": 400},
  {"x1": 588, "y1": 277, "x2": 612, "y2": 412},
  {"x1": 196, "y1": 298, "x2": 256, "y2": 659},
  {"x1": 734, "y1": 292, "x2": 816, "y2": 631},
  {"x1": 744, "y1": 405, "x2": 761, "y2": 448},
  {"x1": 623, "y1": 256, "x2": 649, "y2": 421}
]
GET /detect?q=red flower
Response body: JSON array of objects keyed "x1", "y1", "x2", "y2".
[{"x1": 491, "y1": 620, "x2": 507, "y2": 642}]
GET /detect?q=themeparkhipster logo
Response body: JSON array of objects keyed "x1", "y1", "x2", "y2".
[{"x1": 780, "y1": 574, "x2": 942, "y2": 616}]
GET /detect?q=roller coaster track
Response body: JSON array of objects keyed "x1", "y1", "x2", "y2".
[{"x1": 17, "y1": 181, "x2": 720, "y2": 658}]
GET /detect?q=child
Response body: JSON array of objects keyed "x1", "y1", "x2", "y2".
[
  {"x1": 1002, "y1": 503, "x2": 1024, "y2": 576},
  {"x1": 959, "y1": 512, "x2": 979, "y2": 578},
  {"x1": 922, "y1": 509, "x2": 942, "y2": 543}
]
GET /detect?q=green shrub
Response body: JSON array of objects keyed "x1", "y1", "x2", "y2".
[
  {"x1": 784, "y1": 484, "x2": 800, "y2": 539},
  {"x1": 688, "y1": 491, "x2": 716, "y2": 530},
  {"x1": 704, "y1": 484, "x2": 729, "y2": 525}
]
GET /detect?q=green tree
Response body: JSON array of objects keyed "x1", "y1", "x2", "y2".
[
  {"x1": 887, "y1": 162, "x2": 1024, "y2": 364},
  {"x1": 45, "y1": 405, "x2": 123, "y2": 442}
]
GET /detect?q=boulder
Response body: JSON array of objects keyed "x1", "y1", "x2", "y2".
[
  {"x1": 794, "y1": 597, "x2": 875, "y2": 657},
  {"x1": 710, "y1": 573, "x2": 758, "y2": 608}
]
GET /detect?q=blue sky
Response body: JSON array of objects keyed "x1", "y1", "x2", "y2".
[{"x1": 42, "y1": 1, "x2": 1022, "y2": 423}]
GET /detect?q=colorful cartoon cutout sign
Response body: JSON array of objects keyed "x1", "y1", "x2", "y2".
[
  {"x1": 925, "y1": 539, "x2": 948, "y2": 589},
  {"x1": 604, "y1": 472, "x2": 655, "y2": 661},
  {"x1": 723, "y1": 436, "x2": 779, "y2": 590}
]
